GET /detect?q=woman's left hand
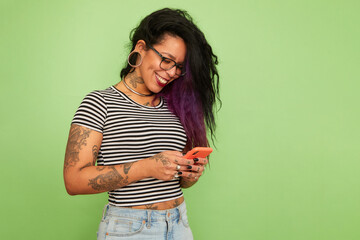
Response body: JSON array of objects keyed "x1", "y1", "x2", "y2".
[{"x1": 180, "y1": 157, "x2": 208, "y2": 187}]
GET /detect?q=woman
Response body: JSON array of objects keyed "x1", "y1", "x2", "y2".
[{"x1": 64, "y1": 8, "x2": 219, "y2": 239}]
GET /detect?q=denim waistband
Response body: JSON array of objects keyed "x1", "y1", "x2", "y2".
[{"x1": 101, "y1": 200, "x2": 187, "y2": 223}]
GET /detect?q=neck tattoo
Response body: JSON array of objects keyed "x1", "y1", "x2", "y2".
[{"x1": 123, "y1": 78, "x2": 154, "y2": 97}]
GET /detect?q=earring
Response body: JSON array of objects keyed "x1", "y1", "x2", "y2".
[{"x1": 127, "y1": 51, "x2": 142, "y2": 68}]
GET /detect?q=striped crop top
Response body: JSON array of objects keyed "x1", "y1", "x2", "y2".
[{"x1": 71, "y1": 86, "x2": 187, "y2": 207}]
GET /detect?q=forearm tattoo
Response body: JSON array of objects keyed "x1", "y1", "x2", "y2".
[
  {"x1": 64, "y1": 125, "x2": 91, "y2": 170},
  {"x1": 123, "y1": 162, "x2": 134, "y2": 174},
  {"x1": 96, "y1": 166, "x2": 106, "y2": 171},
  {"x1": 88, "y1": 166, "x2": 128, "y2": 191}
]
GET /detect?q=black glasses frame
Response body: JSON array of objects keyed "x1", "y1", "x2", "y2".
[{"x1": 147, "y1": 44, "x2": 186, "y2": 76}]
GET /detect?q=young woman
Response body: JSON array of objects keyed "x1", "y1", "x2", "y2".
[{"x1": 64, "y1": 8, "x2": 219, "y2": 239}]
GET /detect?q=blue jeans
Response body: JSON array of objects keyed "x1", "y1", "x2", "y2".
[{"x1": 97, "y1": 201, "x2": 193, "y2": 240}]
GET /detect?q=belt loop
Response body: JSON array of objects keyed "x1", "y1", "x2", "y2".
[
  {"x1": 166, "y1": 210, "x2": 171, "y2": 221},
  {"x1": 102, "y1": 203, "x2": 109, "y2": 220},
  {"x1": 146, "y1": 211, "x2": 151, "y2": 229}
]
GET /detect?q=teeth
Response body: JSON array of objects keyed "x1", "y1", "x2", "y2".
[{"x1": 156, "y1": 74, "x2": 167, "y2": 84}]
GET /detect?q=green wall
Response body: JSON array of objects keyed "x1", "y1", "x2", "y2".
[{"x1": 1, "y1": 0, "x2": 360, "y2": 239}]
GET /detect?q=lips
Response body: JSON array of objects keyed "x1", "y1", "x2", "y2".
[{"x1": 155, "y1": 73, "x2": 169, "y2": 87}]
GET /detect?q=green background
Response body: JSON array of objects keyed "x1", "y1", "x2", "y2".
[{"x1": 1, "y1": 0, "x2": 359, "y2": 239}]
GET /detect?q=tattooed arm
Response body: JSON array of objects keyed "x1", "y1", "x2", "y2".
[
  {"x1": 63, "y1": 124, "x2": 150, "y2": 195},
  {"x1": 63, "y1": 124, "x2": 201, "y2": 195}
]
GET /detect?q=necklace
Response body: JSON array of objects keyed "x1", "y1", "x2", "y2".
[{"x1": 122, "y1": 78, "x2": 154, "y2": 97}]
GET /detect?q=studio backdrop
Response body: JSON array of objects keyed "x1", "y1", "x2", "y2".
[{"x1": 1, "y1": 0, "x2": 359, "y2": 239}]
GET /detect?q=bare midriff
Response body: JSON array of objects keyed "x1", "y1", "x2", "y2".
[{"x1": 126, "y1": 196, "x2": 184, "y2": 210}]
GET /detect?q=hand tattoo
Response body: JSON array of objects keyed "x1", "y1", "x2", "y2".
[{"x1": 150, "y1": 153, "x2": 170, "y2": 166}]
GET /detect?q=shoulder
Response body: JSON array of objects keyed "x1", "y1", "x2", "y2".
[
  {"x1": 85, "y1": 87, "x2": 111, "y2": 99},
  {"x1": 82, "y1": 87, "x2": 119, "y2": 105},
  {"x1": 75, "y1": 87, "x2": 120, "y2": 116}
]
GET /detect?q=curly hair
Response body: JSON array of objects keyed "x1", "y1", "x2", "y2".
[{"x1": 120, "y1": 8, "x2": 220, "y2": 151}]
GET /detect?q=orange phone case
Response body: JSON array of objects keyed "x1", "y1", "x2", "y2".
[{"x1": 183, "y1": 147, "x2": 213, "y2": 159}]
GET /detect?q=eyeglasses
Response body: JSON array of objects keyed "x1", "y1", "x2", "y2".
[{"x1": 147, "y1": 44, "x2": 186, "y2": 76}]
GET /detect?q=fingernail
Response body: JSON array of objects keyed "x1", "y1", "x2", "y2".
[
  {"x1": 187, "y1": 166, "x2": 192, "y2": 169},
  {"x1": 182, "y1": 153, "x2": 186, "y2": 156},
  {"x1": 193, "y1": 158, "x2": 199, "y2": 162},
  {"x1": 178, "y1": 172, "x2": 182, "y2": 175}
]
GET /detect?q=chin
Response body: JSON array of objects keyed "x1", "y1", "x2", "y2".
[{"x1": 151, "y1": 87, "x2": 164, "y2": 94}]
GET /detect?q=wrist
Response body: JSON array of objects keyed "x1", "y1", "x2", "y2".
[{"x1": 142, "y1": 157, "x2": 155, "y2": 178}]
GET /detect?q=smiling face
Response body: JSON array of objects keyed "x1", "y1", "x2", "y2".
[{"x1": 132, "y1": 34, "x2": 187, "y2": 94}]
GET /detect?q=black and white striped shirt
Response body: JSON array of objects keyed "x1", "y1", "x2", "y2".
[{"x1": 72, "y1": 86, "x2": 187, "y2": 207}]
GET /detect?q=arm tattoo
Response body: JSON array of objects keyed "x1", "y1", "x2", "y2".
[
  {"x1": 88, "y1": 166, "x2": 128, "y2": 191},
  {"x1": 92, "y1": 145, "x2": 99, "y2": 165},
  {"x1": 123, "y1": 162, "x2": 134, "y2": 174},
  {"x1": 96, "y1": 166, "x2": 106, "y2": 171},
  {"x1": 64, "y1": 125, "x2": 91, "y2": 170},
  {"x1": 150, "y1": 153, "x2": 170, "y2": 166},
  {"x1": 78, "y1": 146, "x2": 99, "y2": 171}
]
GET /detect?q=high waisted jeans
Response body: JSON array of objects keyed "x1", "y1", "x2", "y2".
[{"x1": 97, "y1": 201, "x2": 193, "y2": 240}]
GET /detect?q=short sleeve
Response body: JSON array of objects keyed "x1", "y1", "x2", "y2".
[{"x1": 71, "y1": 91, "x2": 107, "y2": 133}]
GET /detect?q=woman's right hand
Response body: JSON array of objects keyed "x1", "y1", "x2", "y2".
[{"x1": 147, "y1": 151, "x2": 197, "y2": 181}]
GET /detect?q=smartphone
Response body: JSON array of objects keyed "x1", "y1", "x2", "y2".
[{"x1": 183, "y1": 147, "x2": 213, "y2": 159}]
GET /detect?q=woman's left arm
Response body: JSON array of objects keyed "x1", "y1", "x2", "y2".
[{"x1": 180, "y1": 157, "x2": 208, "y2": 188}]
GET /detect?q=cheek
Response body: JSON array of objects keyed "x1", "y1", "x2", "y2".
[
  {"x1": 144, "y1": 62, "x2": 160, "y2": 75},
  {"x1": 151, "y1": 61, "x2": 162, "y2": 71},
  {"x1": 140, "y1": 61, "x2": 156, "y2": 76},
  {"x1": 143, "y1": 55, "x2": 159, "y2": 69}
]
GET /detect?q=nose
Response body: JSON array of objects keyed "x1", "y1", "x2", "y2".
[{"x1": 166, "y1": 66, "x2": 177, "y2": 78}]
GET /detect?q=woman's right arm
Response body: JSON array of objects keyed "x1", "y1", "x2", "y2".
[
  {"x1": 63, "y1": 124, "x2": 152, "y2": 195},
  {"x1": 63, "y1": 124, "x2": 196, "y2": 195}
]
